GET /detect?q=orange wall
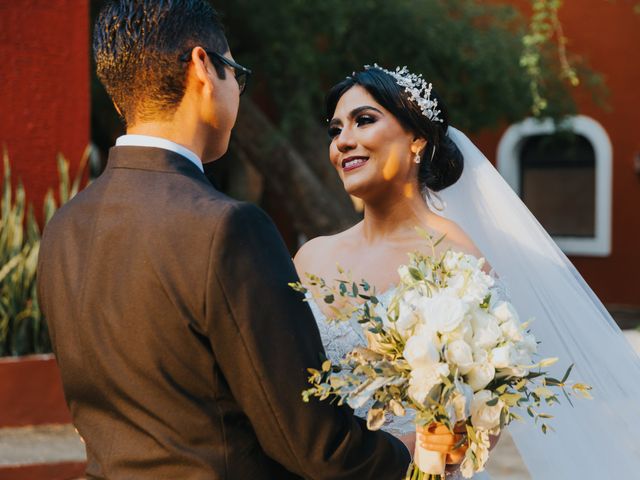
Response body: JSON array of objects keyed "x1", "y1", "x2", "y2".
[
  {"x1": 0, "y1": 1, "x2": 89, "y2": 217},
  {"x1": 472, "y1": 0, "x2": 640, "y2": 306}
]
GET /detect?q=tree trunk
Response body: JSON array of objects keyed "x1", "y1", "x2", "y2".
[{"x1": 232, "y1": 99, "x2": 360, "y2": 238}]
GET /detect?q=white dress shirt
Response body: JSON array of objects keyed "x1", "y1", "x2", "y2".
[{"x1": 115, "y1": 134, "x2": 204, "y2": 173}]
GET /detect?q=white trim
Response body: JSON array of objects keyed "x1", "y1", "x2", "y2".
[
  {"x1": 116, "y1": 134, "x2": 204, "y2": 173},
  {"x1": 497, "y1": 115, "x2": 612, "y2": 257}
]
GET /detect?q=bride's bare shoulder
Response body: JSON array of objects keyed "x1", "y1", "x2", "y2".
[
  {"x1": 294, "y1": 223, "x2": 361, "y2": 274},
  {"x1": 431, "y1": 215, "x2": 483, "y2": 259}
]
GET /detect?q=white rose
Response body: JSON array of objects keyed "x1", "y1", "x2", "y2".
[
  {"x1": 408, "y1": 363, "x2": 450, "y2": 404},
  {"x1": 501, "y1": 318, "x2": 524, "y2": 343},
  {"x1": 441, "y1": 317, "x2": 473, "y2": 345},
  {"x1": 403, "y1": 333, "x2": 440, "y2": 370},
  {"x1": 497, "y1": 346, "x2": 532, "y2": 378},
  {"x1": 473, "y1": 348, "x2": 489, "y2": 364},
  {"x1": 443, "y1": 251, "x2": 462, "y2": 271},
  {"x1": 470, "y1": 390, "x2": 504, "y2": 431},
  {"x1": 455, "y1": 269, "x2": 494, "y2": 305},
  {"x1": 492, "y1": 301, "x2": 519, "y2": 324},
  {"x1": 395, "y1": 300, "x2": 419, "y2": 337},
  {"x1": 470, "y1": 308, "x2": 503, "y2": 350},
  {"x1": 445, "y1": 339, "x2": 474, "y2": 374},
  {"x1": 460, "y1": 253, "x2": 483, "y2": 271},
  {"x1": 444, "y1": 272, "x2": 465, "y2": 298},
  {"x1": 490, "y1": 343, "x2": 518, "y2": 369},
  {"x1": 450, "y1": 379, "x2": 474, "y2": 424},
  {"x1": 417, "y1": 294, "x2": 468, "y2": 333},
  {"x1": 465, "y1": 362, "x2": 495, "y2": 392}
]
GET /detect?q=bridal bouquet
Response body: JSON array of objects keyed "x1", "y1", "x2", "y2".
[{"x1": 291, "y1": 232, "x2": 591, "y2": 479}]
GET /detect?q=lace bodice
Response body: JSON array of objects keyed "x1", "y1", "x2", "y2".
[{"x1": 307, "y1": 289, "x2": 417, "y2": 436}]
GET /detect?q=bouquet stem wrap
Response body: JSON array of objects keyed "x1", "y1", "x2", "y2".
[{"x1": 414, "y1": 444, "x2": 446, "y2": 476}]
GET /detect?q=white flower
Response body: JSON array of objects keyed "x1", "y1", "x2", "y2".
[
  {"x1": 470, "y1": 308, "x2": 503, "y2": 350},
  {"x1": 464, "y1": 270, "x2": 494, "y2": 305},
  {"x1": 395, "y1": 299, "x2": 419, "y2": 337},
  {"x1": 465, "y1": 362, "x2": 495, "y2": 392},
  {"x1": 470, "y1": 390, "x2": 504, "y2": 432},
  {"x1": 490, "y1": 343, "x2": 518, "y2": 369},
  {"x1": 445, "y1": 339, "x2": 474, "y2": 374},
  {"x1": 444, "y1": 251, "x2": 483, "y2": 272},
  {"x1": 500, "y1": 318, "x2": 524, "y2": 343},
  {"x1": 443, "y1": 251, "x2": 462, "y2": 271},
  {"x1": 472, "y1": 348, "x2": 489, "y2": 364},
  {"x1": 403, "y1": 332, "x2": 440, "y2": 369},
  {"x1": 417, "y1": 294, "x2": 468, "y2": 333},
  {"x1": 450, "y1": 379, "x2": 474, "y2": 424},
  {"x1": 491, "y1": 301, "x2": 519, "y2": 324},
  {"x1": 460, "y1": 430, "x2": 491, "y2": 477},
  {"x1": 442, "y1": 317, "x2": 474, "y2": 344},
  {"x1": 460, "y1": 455, "x2": 475, "y2": 479},
  {"x1": 408, "y1": 363, "x2": 450, "y2": 404},
  {"x1": 497, "y1": 346, "x2": 532, "y2": 377}
]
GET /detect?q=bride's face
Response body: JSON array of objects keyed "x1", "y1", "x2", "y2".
[{"x1": 328, "y1": 86, "x2": 421, "y2": 200}]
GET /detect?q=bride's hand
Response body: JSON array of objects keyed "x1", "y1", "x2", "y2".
[{"x1": 417, "y1": 422, "x2": 468, "y2": 465}]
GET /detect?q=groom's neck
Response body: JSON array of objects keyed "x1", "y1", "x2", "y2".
[{"x1": 126, "y1": 118, "x2": 206, "y2": 160}]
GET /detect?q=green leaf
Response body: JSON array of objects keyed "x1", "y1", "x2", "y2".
[{"x1": 561, "y1": 363, "x2": 574, "y2": 383}]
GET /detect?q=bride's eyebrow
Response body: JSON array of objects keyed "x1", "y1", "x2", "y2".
[{"x1": 329, "y1": 105, "x2": 383, "y2": 128}]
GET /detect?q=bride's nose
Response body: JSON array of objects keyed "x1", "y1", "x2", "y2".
[{"x1": 336, "y1": 127, "x2": 357, "y2": 153}]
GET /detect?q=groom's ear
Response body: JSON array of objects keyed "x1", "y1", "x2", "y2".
[{"x1": 189, "y1": 46, "x2": 216, "y2": 95}]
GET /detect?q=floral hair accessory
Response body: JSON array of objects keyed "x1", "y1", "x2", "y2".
[{"x1": 364, "y1": 64, "x2": 444, "y2": 124}]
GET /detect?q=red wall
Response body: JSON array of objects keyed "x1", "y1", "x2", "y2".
[
  {"x1": 473, "y1": 0, "x2": 640, "y2": 307},
  {"x1": 0, "y1": 1, "x2": 89, "y2": 217}
]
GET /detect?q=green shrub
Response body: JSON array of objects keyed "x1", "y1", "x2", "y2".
[{"x1": 0, "y1": 148, "x2": 88, "y2": 356}]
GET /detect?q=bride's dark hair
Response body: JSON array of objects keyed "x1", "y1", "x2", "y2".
[{"x1": 325, "y1": 68, "x2": 463, "y2": 192}]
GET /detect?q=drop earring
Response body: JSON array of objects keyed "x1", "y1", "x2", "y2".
[{"x1": 414, "y1": 151, "x2": 421, "y2": 164}]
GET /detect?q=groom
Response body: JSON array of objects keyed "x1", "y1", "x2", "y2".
[{"x1": 37, "y1": 1, "x2": 411, "y2": 478}]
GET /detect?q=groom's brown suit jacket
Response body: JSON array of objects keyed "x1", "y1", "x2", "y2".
[{"x1": 37, "y1": 146, "x2": 410, "y2": 479}]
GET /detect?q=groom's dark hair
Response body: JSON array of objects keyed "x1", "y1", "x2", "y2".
[{"x1": 93, "y1": 0, "x2": 228, "y2": 126}]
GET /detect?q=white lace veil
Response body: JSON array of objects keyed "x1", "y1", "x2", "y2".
[{"x1": 435, "y1": 127, "x2": 640, "y2": 478}]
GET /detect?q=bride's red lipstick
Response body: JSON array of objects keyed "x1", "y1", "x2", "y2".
[{"x1": 342, "y1": 156, "x2": 369, "y2": 172}]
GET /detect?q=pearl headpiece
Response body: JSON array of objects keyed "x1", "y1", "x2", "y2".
[{"x1": 364, "y1": 64, "x2": 443, "y2": 124}]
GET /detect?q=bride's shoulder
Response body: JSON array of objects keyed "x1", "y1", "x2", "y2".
[
  {"x1": 293, "y1": 224, "x2": 359, "y2": 272},
  {"x1": 294, "y1": 223, "x2": 360, "y2": 274},
  {"x1": 429, "y1": 214, "x2": 483, "y2": 260}
]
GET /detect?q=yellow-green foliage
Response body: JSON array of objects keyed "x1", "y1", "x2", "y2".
[{"x1": 0, "y1": 148, "x2": 88, "y2": 356}]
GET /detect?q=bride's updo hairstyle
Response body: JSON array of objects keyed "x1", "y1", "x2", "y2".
[{"x1": 325, "y1": 67, "x2": 463, "y2": 192}]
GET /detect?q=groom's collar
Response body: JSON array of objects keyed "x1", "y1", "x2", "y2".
[
  {"x1": 115, "y1": 134, "x2": 204, "y2": 173},
  {"x1": 106, "y1": 144, "x2": 207, "y2": 178}
]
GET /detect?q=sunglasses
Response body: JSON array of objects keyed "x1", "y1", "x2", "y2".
[{"x1": 180, "y1": 49, "x2": 252, "y2": 95}]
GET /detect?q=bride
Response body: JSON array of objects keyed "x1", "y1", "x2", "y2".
[{"x1": 294, "y1": 65, "x2": 640, "y2": 478}]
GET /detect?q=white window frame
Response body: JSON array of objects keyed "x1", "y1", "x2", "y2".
[{"x1": 497, "y1": 115, "x2": 612, "y2": 256}]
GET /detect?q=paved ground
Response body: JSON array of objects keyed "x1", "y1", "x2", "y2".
[{"x1": 1, "y1": 329, "x2": 638, "y2": 478}]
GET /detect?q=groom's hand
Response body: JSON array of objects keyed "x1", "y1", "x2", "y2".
[{"x1": 417, "y1": 422, "x2": 468, "y2": 465}]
